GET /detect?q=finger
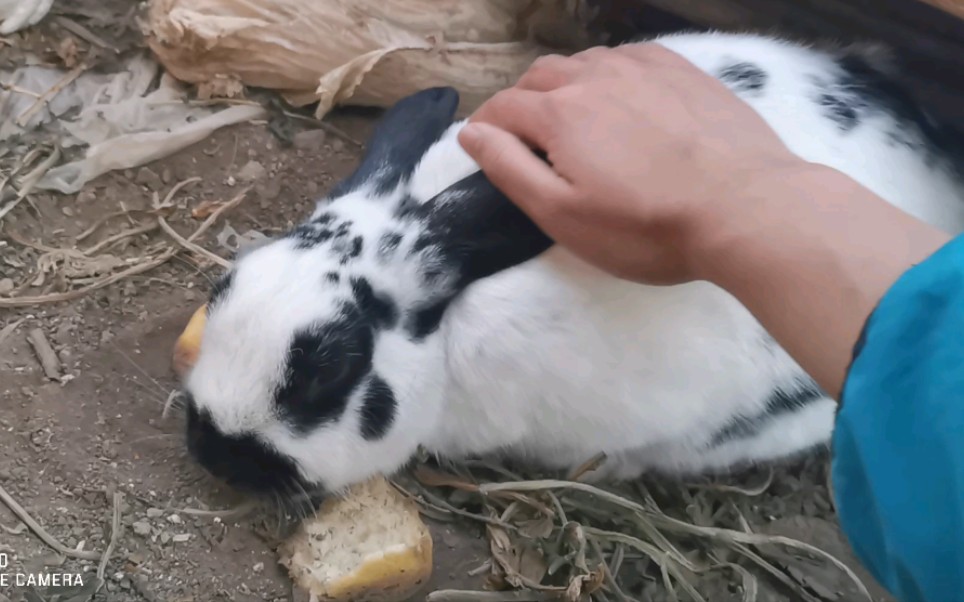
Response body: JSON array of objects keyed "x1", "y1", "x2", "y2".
[
  {"x1": 468, "y1": 88, "x2": 551, "y2": 149},
  {"x1": 515, "y1": 54, "x2": 582, "y2": 91},
  {"x1": 458, "y1": 122, "x2": 576, "y2": 225}
]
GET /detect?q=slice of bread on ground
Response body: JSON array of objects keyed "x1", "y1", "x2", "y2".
[{"x1": 279, "y1": 477, "x2": 434, "y2": 602}]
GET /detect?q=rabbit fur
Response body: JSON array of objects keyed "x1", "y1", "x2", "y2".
[{"x1": 181, "y1": 31, "x2": 964, "y2": 496}]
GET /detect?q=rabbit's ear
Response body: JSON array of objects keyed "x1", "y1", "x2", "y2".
[
  {"x1": 331, "y1": 87, "x2": 461, "y2": 198},
  {"x1": 405, "y1": 169, "x2": 554, "y2": 291}
]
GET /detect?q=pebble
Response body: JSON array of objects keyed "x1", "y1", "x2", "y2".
[
  {"x1": 237, "y1": 160, "x2": 266, "y2": 182},
  {"x1": 172, "y1": 534, "x2": 191, "y2": 543},
  {"x1": 132, "y1": 521, "x2": 151, "y2": 536},
  {"x1": 293, "y1": 129, "x2": 327, "y2": 151},
  {"x1": 61, "y1": 205, "x2": 75, "y2": 217},
  {"x1": 146, "y1": 508, "x2": 164, "y2": 518},
  {"x1": 255, "y1": 179, "x2": 282, "y2": 201},
  {"x1": 136, "y1": 167, "x2": 164, "y2": 191},
  {"x1": 167, "y1": 514, "x2": 182, "y2": 524},
  {"x1": 0, "y1": 278, "x2": 13, "y2": 295}
]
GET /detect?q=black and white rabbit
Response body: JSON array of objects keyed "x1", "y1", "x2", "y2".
[{"x1": 181, "y1": 31, "x2": 964, "y2": 496}]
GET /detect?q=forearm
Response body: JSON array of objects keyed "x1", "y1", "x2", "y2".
[{"x1": 695, "y1": 164, "x2": 951, "y2": 397}]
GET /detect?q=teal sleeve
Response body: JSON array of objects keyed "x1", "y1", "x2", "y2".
[{"x1": 832, "y1": 233, "x2": 964, "y2": 602}]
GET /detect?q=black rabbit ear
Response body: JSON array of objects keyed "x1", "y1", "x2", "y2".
[
  {"x1": 408, "y1": 169, "x2": 554, "y2": 290},
  {"x1": 331, "y1": 87, "x2": 461, "y2": 198}
]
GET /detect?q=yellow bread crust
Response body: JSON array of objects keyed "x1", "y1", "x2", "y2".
[{"x1": 172, "y1": 303, "x2": 207, "y2": 379}]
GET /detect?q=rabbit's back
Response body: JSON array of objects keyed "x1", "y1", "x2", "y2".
[{"x1": 426, "y1": 32, "x2": 964, "y2": 477}]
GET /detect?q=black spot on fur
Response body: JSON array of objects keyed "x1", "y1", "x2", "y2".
[
  {"x1": 709, "y1": 379, "x2": 825, "y2": 447},
  {"x1": 351, "y1": 277, "x2": 398, "y2": 329},
  {"x1": 816, "y1": 90, "x2": 863, "y2": 131},
  {"x1": 359, "y1": 375, "x2": 397, "y2": 440},
  {"x1": 834, "y1": 52, "x2": 964, "y2": 174},
  {"x1": 275, "y1": 312, "x2": 374, "y2": 433},
  {"x1": 325, "y1": 272, "x2": 340, "y2": 284},
  {"x1": 340, "y1": 236, "x2": 363, "y2": 264},
  {"x1": 394, "y1": 195, "x2": 420, "y2": 221},
  {"x1": 409, "y1": 299, "x2": 451, "y2": 340},
  {"x1": 209, "y1": 272, "x2": 234, "y2": 307},
  {"x1": 718, "y1": 62, "x2": 768, "y2": 94},
  {"x1": 287, "y1": 219, "x2": 353, "y2": 250},
  {"x1": 378, "y1": 232, "x2": 403, "y2": 259},
  {"x1": 810, "y1": 50, "x2": 964, "y2": 175},
  {"x1": 411, "y1": 234, "x2": 434, "y2": 255},
  {"x1": 185, "y1": 397, "x2": 312, "y2": 496},
  {"x1": 334, "y1": 221, "x2": 352, "y2": 238},
  {"x1": 287, "y1": 223, "x2": 336, "y2": 249}
]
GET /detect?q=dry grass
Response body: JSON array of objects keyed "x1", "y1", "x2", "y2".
[{"x1": 397, "y1": 457, "x2": 870, "y2": 602}]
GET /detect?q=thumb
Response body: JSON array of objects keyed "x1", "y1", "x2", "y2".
[{"x1": 458, "y1": 122, "x2": 575, "y2": 224}]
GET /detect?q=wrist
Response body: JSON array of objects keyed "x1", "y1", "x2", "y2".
[
  {"x1": 686, "y1": 160, "x2": 836, "y2": 285},
  {"x1": 685, "y1": 160, "x2": 950, "y2": 394}
]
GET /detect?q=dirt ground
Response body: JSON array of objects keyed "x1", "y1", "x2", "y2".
[{"x1": 0, "y1": 3, "x2": 897, "y2": 602}]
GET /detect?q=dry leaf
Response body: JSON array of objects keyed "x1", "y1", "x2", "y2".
[
  {"x1": 57, "y1": 36, "x2": 82, "y2": 68},
  {"x1": 191, "y1": 199, "x2": 225, "y2": 219},
  {"x1": 414, "y1": 466, "x2": 480, "y2": 493}
]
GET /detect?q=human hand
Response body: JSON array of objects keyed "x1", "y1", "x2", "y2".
[{"x1": 458, "y1": 43, "x2": 807, "y2": 285}]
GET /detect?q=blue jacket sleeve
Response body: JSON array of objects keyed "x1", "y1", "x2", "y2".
[{"x1": 832, "y1": 233, "x2": 964, "y2": 602}]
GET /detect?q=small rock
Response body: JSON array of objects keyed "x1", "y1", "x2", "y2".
[
  {"x1": 161, "y1": 167, "x2": 173, "y2": 184},
  {"x1": 160, "y1": 531, "x2": 171, "y2": 544},
  {"x1": 255, "y1": 179, "x2": 282, "y2": 201},
  {"x1": 167, "y1": 514, "x2": 182, "y2": 524},
  {"x1": 146, "y1": 508, "x2": 164, "y2": 518},
  {"x1": 0, "y1": 278, "x2": 13, "y2": 295},
  {"x1": 132, "y1": 521, "x2": 151, "y2": 536},
  {"x1": 172, "y1": 533, "x2": 191, "y2": 543},
  {"x1": 77, "y1": 190, "x2": 96, "y2": 204},
  {"x1": 135, "y1": 167, "x2": 163, "y2": 191},
  {"x1": 61, "y1": 205, "x2": 75, "y2": 217},
  {"x1": 331, "y1": 138, "x2": 345, "y2": 152},
  {"x1": 293, "y1": 129, "x2": 327, "y2": 151},
  {"x1": 237, "y1": 160, "x2": 266, "y2": 182},
  {"x1": 253, "y1": 562, "x2": 264, "y2": 573}
]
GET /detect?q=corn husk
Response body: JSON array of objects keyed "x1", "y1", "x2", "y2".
[{"x1": 145, "y1": 0, "x2": 596, "y2": 118}]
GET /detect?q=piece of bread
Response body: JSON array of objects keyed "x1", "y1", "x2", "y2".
[
  {"x1": 172, "y1": 304, "x2": 207, "y2": 379},
  {"x1": 170, "y1": 306, "x2": 435, "y2": 602},
  {"x1": 279, "y1": 476, "x2": 434, "y2": 602}
]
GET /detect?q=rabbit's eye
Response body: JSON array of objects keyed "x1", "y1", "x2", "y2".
[{"x1": 275, "y1": 321, "x2": 375, "y2": 434}]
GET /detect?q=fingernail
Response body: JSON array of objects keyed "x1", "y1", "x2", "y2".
[{"x1": 459, "y1": 123, "x2": 482, "y2": 149}]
